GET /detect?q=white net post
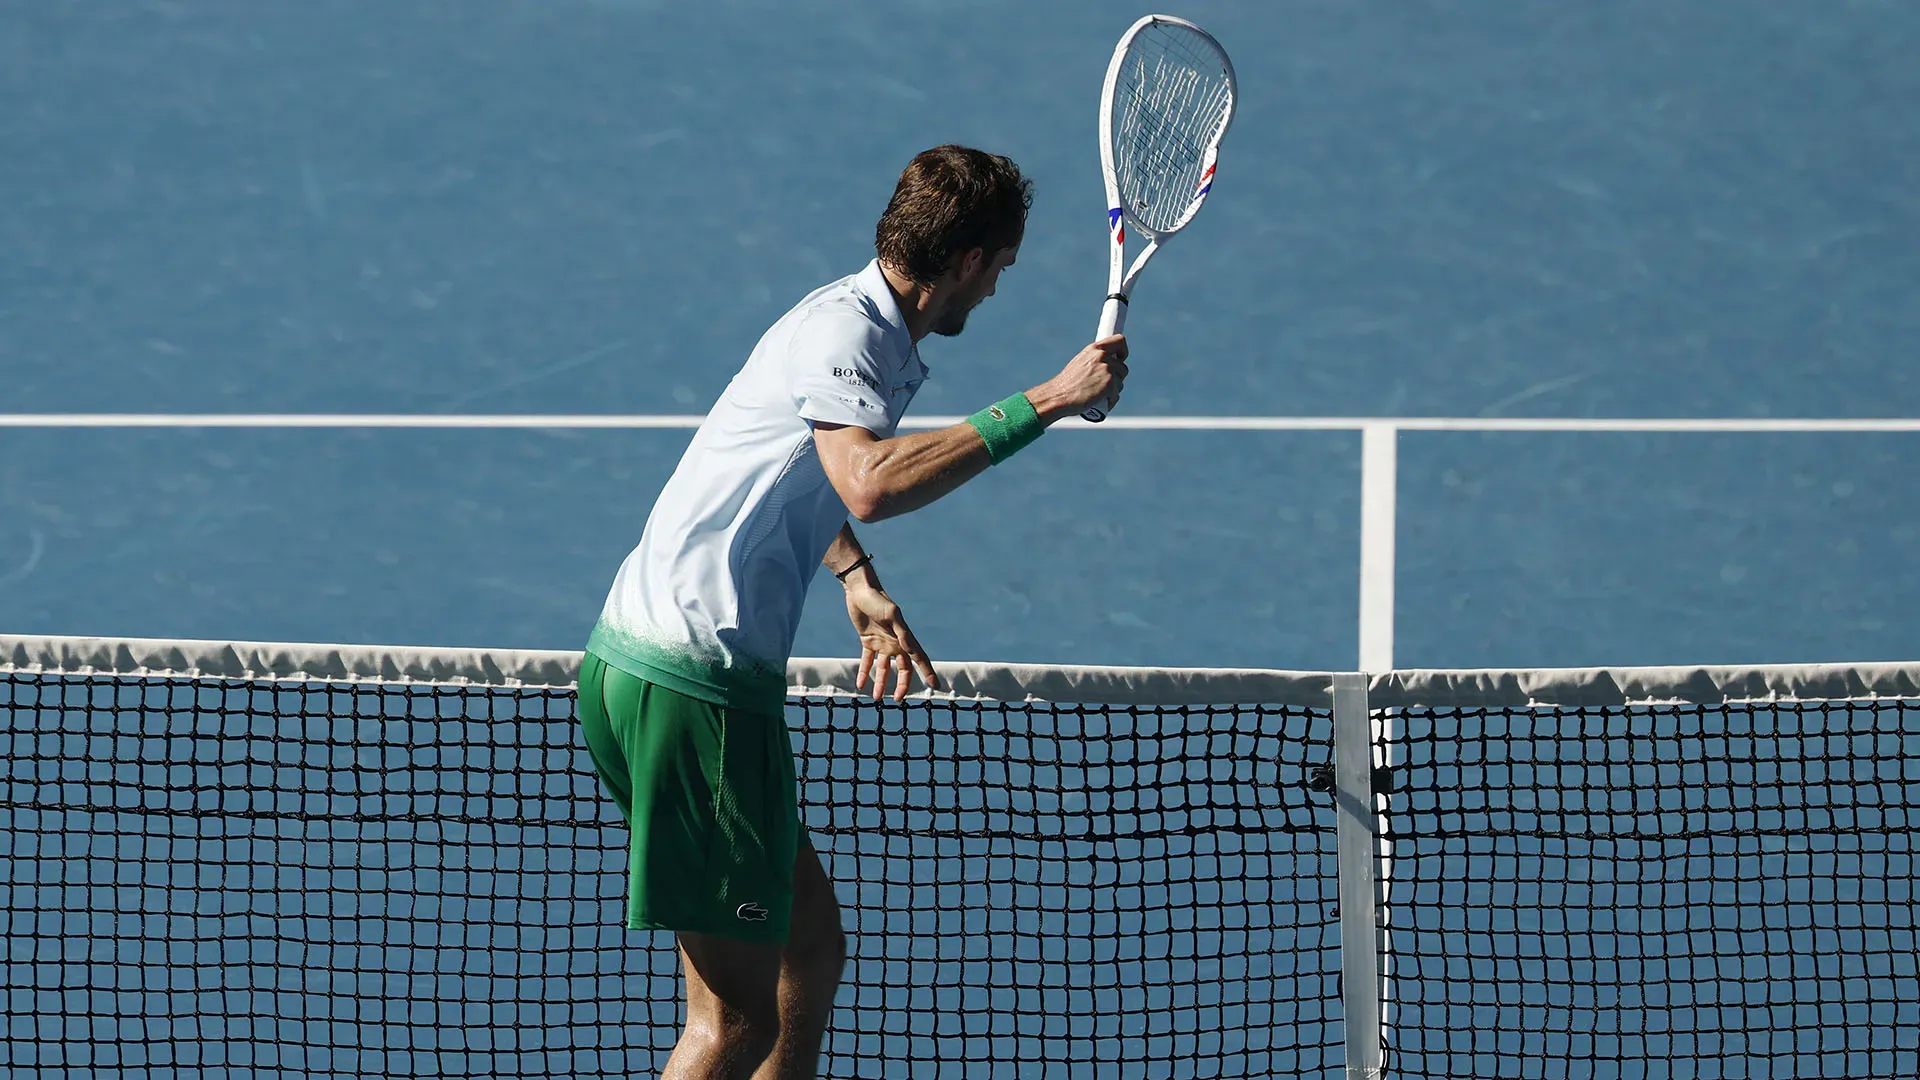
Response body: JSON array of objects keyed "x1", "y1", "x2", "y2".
[
  {"x1": 1333, "y1": 672, "x2": 1384, "y2": 1079},
  {"x1": 1358, "y1": 424, "x2": 1397, "y2": 672},
  {"x1": 1352, "y1": 423, "x2": 1398, "y2": 1077}
]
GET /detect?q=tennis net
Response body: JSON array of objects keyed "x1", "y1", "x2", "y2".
[
  {"x1": 2, "y1": 635, "x2": 1916, "y2": 1078},
  {"x1": 0, "y1": 635, "x2": 1336, "y2": 1079},
  {"x1": 1367, "y1": 667, "x2": 1920, "y2": 1079}
]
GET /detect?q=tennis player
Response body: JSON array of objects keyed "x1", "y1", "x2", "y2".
[{"x1": 578, "y1": 145, "x2": 1126, "y2": 1079}]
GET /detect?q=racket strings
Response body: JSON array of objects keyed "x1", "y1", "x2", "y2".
[{"x1": 1110, "y1": 24, "x2": 1233, "y2": 234}]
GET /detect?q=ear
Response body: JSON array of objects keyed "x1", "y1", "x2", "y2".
[{"x1": 948, "y1": 246, "x2": 987, "y2": 283}]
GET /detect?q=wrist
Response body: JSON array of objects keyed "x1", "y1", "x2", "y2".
[
  {"x1": 967, "y1": 392, "x2": 1046, "y2": 463},
  {"x1": 1025, "y1": 382, "x2": 1077, "y2": 426},
  {"x1": 833, "y1": 552, "x2": 878, "y2": 589}
]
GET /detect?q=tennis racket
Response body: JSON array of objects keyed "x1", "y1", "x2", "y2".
[{"x1": 1084, "y1": 14, "x2": 1237, "y2": 422}]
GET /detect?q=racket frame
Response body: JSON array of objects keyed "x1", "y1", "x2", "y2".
[{"x1": 1085, "y1": 13, "x2": 1236, "y2": 421}]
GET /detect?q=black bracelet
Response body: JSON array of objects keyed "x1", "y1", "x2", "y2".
[{"x1": 833, "y1": 553, "x2": 873, "y2": 581}]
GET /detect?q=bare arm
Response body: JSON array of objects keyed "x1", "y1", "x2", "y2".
[
  {"x1": 813, "y1": 335, "x2": 1128, "y2": 522},
  {"x1": 822, "y1": 521, "x2": 871, "y2": 580},
  {"x1": 822, "y1": 521, "x2": 938, "y2": 700},
  {"x1": 811, "y1": 421, "x2": 993, "y2": 523}
]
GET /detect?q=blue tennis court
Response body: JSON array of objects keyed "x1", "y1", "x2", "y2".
[
  {"x1": 5, "y1": 0, "x2": 1918, "y2": 670},
  {"x1": 3, "y1": 3, "x2": 1918, "y2": 1077}
]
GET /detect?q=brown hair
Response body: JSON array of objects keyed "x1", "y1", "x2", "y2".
[{"x1": 875, "y1": 145, "x2": 1033, "y2": 284}]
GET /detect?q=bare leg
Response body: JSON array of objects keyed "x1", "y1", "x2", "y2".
[
  {"x1": 664, "y1": 932, "x2": 784, "y2": 1080},
  {"x1": 752, "y1": 846, "x2": 848, "y2": 1080}
]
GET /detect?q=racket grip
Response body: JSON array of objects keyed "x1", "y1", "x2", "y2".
[{"x1": 1082, "y1": 295, "x2": 1130, "y2": 422}]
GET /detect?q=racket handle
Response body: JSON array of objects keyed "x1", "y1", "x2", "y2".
[
  {"x1": 1081, "y1": 295, "x2": 1130, "y2": 422},
  {"x1": 1096, "y1": 294, "x2": 1129, "y2": 339}
]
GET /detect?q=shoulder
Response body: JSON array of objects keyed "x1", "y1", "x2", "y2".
[{"x1": 793, "y1": 299, "x2": 891, "y2": 355}]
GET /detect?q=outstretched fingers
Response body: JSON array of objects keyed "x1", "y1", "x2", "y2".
[
  {"x1": 884, "y1": 614, "x2": 938, "y2": 702},
  {"x1": 861, "y1": 618, "x2": 937, "y2": 703}
]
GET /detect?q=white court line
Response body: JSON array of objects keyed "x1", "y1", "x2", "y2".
[{"x1": 3, "y1": 413, "x2": 1920, "y2": 432}]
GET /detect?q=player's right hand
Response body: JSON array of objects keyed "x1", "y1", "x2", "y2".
[{"x1": 1032, "y1": 334, "x2": 1129, "y2": 421}]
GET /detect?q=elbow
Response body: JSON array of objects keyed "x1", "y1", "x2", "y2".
[
  {"x1": 843, "y1": 491, "x2": 892, "y2": 524},
  {"x1": 826, "y1": 446, "x2": 902, "y2": 522},
  {"x1": 841, "y1": 476, "x2": 904, "y2": 524},
  {"x1": 840, "y1": 481, "x2": 886, "y2": 524}
]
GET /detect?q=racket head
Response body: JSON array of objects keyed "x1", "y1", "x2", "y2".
[{"x1": 1099, "y1": 14, "x2": 1237, "y2": 243}]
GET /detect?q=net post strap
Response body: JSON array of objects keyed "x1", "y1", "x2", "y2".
[{"x1": 1333, "y1": 673, "x2": 1385, "y2": 1080}]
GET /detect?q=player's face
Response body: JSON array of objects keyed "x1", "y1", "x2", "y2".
[{"x1": 930, "y1": 245, "x2": 1019, "y2": 337}]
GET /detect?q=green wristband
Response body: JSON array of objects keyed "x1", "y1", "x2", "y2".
[{"x1": 967, "y1": 393, "x2": 1044, "y2": 465}]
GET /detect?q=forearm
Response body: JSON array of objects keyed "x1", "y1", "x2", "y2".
[
  {"x1": 822, "y1": 382, "x2": 1081, "y2": 523},
  {"x1": 840, "y1": 423, "x2": 995, "y2": 522},
  {"x1": 862, "y1": 383, "x2": 1086, "y2": 520},
  {"x1": 823, "y1": 522, "x2": 878, "y2": 587}
]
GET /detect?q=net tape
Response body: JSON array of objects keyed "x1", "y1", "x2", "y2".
[{"x1": 14, "y1": 635, "x2": 1920, "y2": 706}]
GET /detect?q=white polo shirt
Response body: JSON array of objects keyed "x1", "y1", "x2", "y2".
[{"x1": 588, "y1": 260, "x2": 927, "y2": 712}]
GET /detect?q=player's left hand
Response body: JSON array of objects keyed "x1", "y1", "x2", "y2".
[{"x1": 844, "y1": 580, "x2": 940, "y2": 702}]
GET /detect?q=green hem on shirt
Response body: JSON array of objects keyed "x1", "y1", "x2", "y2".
[{"x1": 587, "y1": 622, "x2": 787, "y2": 716}]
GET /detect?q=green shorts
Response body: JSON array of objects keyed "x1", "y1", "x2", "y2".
[{"x1": 576, "y1": 650, "x2": 804, "y2": 944}]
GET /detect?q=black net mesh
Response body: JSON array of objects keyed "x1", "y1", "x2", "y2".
[
  {"x1": 0, "y1": 668, "x2": 1338, "y2": 1078},
  {"x1": 1383, "y1": 698, "x2": 1920, "y2": 1079},
  {"x1": 797, "y1": 696, "x2": 1337, "y2": 1078}
]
